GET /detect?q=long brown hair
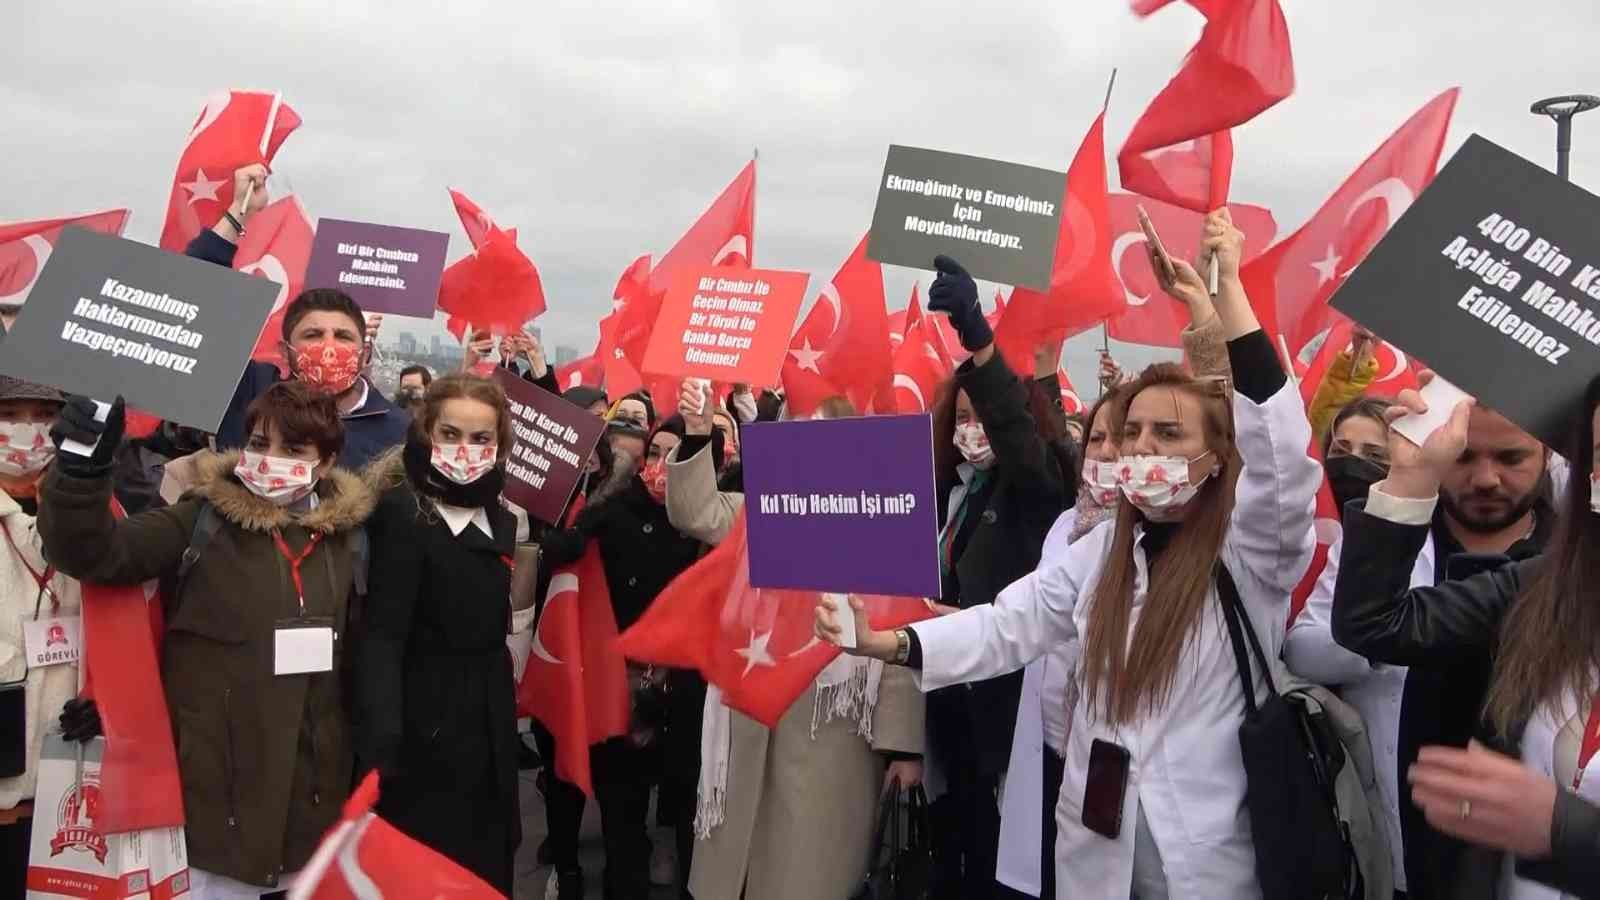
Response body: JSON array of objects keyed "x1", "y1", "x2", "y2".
[
  {"x1": 1079, "y1": 364, "x2": 1242, "y2": 725},
  {"x1": 412, "y1": 372, "x2": 513, "y2": 461},
  {"x1": 1484, "y1": 375, "x2": 1600, "y2": 737},
  {"x1": 929, "y1": 361, "x2": 1064, "y2": 491}
]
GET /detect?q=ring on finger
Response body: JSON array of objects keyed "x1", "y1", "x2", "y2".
[{"x1": 1458, "y1": 799, "x2": 1472, "y2": 820}]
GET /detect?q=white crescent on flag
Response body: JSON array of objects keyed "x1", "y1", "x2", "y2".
[
  {"x1": 0, "y1": 234, "x2": 50, "y2": 307},
  {"x1": 530, "y1": 573, "x2": 579, "y2": 665}
]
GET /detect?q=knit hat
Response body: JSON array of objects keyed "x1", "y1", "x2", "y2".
[{"x1": 0, "y1": 376, "x2": 65, "y2": 405}]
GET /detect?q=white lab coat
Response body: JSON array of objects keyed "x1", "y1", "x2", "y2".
[
  {"x1": 1283, "y1": 532, "x2": 1435, "y2": 893},
  {"x1": 997, "y1": 508, "x2": 1080, "y2": 897},
  {"x1": 910, "y1": 379, "x2": 1318, "y2": 899}
]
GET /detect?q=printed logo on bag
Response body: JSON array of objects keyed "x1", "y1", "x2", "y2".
[{"x1": 50, "y1": 777, "x2": 107, "y2": 863}]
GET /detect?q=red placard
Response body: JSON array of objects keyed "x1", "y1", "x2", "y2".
[{"x1": 641, "y1": 267, "x2": 808, "y2": 385}]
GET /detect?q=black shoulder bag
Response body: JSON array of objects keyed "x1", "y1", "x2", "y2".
[
  {"x1": 851, "y1": 782, "x2": 933, "y2": 900},
  {"x1": 1216, "y1": 565, "x2": 1364, "y2": 900}
]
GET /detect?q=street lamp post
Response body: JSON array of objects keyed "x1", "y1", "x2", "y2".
[{"x1": 1530, "y1": 95, "x2": 1599, "y2": 181}]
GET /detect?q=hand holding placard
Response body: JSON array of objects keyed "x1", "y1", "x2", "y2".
[
  {"x1": 51, "y1": 395, "x2": 125, "y2": 474},
  {"x1": 1383, "y1": 371, "x2": 1474, "y2": 500}
]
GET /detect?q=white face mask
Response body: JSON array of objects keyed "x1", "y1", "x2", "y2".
[
  {"x1": 1590, "y1": 474, "x2": 1600, "y2": 515},
  {"x1": 0, "y1": 422, "x2": 56, "y2": 477},
  {"x1": 432, "y1": 442, "x2": 498, "y2": 485},
  {"x1": 1115, "y1": 451, "x2": 1215, "y2": 521},
  {"x1": 235, "y1": 451, "x2": 318, "y2": 506},
  {"x1": 1081, "y1": 460, "x2": 1122, "y2": 507},
  {"x1": 953, "y1": 423, "x2": 995, "y2": 470}
]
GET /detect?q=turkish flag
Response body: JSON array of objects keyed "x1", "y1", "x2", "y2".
[
  {"x1": 1131, "y1": 0, "x2": 1230, "y2": 17},
  {"x1": 891, "y1": 315, "x2": 952, "y2": 414},
  {"x1": 994, "y1": 113, "x2": 1125, "y2": 373},
  {"x1": 1118, "y1": 0, "x2": 1293, "y2": 212},
  {"x1": 1104, "y1": 193, "x2": 1278, "y2": 347},
  {"x1": 159, "y1": 90, "x2": 301, "y2": 252},
  {"x1": 0, "y1": 210, "x2": 130, "y2": 311},
  {"x1": 780, "y1": 233, "x2": 893, "y2": 417},
  {"x1": 1288, "y1": 440, "x2": 1341, "y2": 626},
  {"x1": 615, "y1": 513, "x2": 930, "y2": 727},
  {"x1": 1240, "y1": 89, "x2": 1458, "y2": 365},
  {"x1": 595, "y1": 308, "x2": 644, "y2": 398},
  {"x1": 906, "y1": 286, "x2": 957, "y2": 372},
  {"x1": 615, "y1": 162, "x2": 757, "y2": 369},
  {"x1": 438, "y1": 190, "x2": 547, "y2": 336},
  {"x1": 516, "y1": 498, "x2": 630, "y2": 796},
  {"x1": 556, "y1": 354, "x2": 605, "y2": 392},
  {"x1": 232, "y1": 195, "x2": 314, "y2": 375},
  {"x1": 79, "y1": 499, "x2": 183, "y2": 832},
  {"x1": 289, "y1": 773, "x2": 501, "y2": 900},
  {"x1": 1057, "y1": 368, "x2": 1086, "y2": 416},
  {"x1": 987, "y1": 288, "x2": 1007, "y2": 329}
]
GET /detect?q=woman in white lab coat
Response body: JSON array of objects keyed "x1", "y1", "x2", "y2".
[{"x1": 818, "y1": 209, "x2": 1320, "y2": 899}]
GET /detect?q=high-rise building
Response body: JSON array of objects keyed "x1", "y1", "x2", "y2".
[
  {"x1": 430, "y1": 335, "x2": 443, "y2": 357},
  {"x1": 554, "y1": 344, "x2": 580, "y2": 366},
  {"x1": 398, "y1": 331, "x2": 418, "y2": 355}
]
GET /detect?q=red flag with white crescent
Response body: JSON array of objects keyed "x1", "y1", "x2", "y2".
[
  {"x1": 780, "y1": 233, "x2": 893, "y2": 417},
  {"x1": 0, "y1": 210, "x2": 130, "y2": 313},
  {"x1": 615, "y1": 512, "x2": 931, "y2": 727},
  {"x1": 515, "y1": 496, "x2": 629, "y2": 796},
  {"x1": 232, "y1": 195, "x2": 315, "y2": 375},
  {"x1": 159, "y1": 90, "x2": 300, "y2": 252}
]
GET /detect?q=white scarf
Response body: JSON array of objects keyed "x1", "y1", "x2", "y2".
[{"x1": 694, "y1": 654, "x2": 885, "y2": 838}]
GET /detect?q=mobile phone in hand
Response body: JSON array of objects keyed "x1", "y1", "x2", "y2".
[{"x1": 1136, "y1": 206, "x2": 1178, "y2": 286}]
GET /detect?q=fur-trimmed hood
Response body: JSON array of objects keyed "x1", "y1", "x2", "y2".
[{"x1": 189, "y1": 450, "x2": 375, "y2": 535}]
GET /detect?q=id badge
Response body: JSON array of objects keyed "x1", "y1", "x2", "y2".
[
  {"x1": 274, "y1": 617, "x2": 335, "y2": 676},
  {"x1": 22, "y1": 614, "x2": 81, "y2": 669}
]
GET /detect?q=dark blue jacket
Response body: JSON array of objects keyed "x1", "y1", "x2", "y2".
[{"x1": 187, "y1": 231, "x2": 409, "y2": 470}]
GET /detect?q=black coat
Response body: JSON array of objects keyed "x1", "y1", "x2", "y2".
[
  {"x1": 1331, "y1": 500, "x2": 1600, "y2": 899},
  {"x1": 356, "y1": 480, "x2": 521, "y2": 895},
  {"x1": 541, "y1": 475, "x2": 703, "y2": 631},
  {"x1": 934, "y1": 353, "x2": 1069, "y2": 776}
]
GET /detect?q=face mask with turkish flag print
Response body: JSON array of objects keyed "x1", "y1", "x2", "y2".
[
  {"x1": 1115, "y1": 451, "x2": 1214, "y2": 521},
  {"x1": 291, "y1": 340, "x2": 362, "y2": 394},
  {"x1": 0, "y1": 422, "x2": 55, "y2": 477},
  {"x1": 431, "y1": 442, "x2": 498, "y2": 485},
  {"x1": 642, "y1": 459, "x2": 669, "y2": 505},
  {"x1": 235, "y1": 450, "x2": 318, "y2": 506}
]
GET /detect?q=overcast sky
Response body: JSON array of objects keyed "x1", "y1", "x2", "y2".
[{"x1": 9, "y1": 0, "x2": 1600, "y2": 393}]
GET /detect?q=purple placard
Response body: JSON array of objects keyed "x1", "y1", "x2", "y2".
[
  {"x1": 303, "y1": 218, "x2": 449, "y2": 318},
  {"x1": 742, "y1": 414, "x2": 940, "y2": 597},
  {"x1": 494, "y1": 369, "x2": 607, "y2": 527}
]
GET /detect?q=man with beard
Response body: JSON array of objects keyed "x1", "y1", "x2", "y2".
[{"x1": 1286, "y1": 402, "x2": 1553, "y2": 898}]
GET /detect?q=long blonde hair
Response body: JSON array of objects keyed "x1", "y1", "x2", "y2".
[{"x1": 1079, "y1": 365, "x2": 1241, "y2": 725}]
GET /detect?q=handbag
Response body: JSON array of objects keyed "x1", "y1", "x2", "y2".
[
  {"x1": 851, "y1": 783, "x2": 933, "y2": 900},
  {"x1": 1215, "y1": 565, "x2": 1365, "y2": 900}
]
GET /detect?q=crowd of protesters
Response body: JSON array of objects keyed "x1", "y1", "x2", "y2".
[{"x1": 1, "y1": 167, "x2": 1597, "y2": 900}]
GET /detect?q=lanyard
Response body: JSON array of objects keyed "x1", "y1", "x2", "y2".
[
  {"x1": 271, "y1": 529, "x2": 323, "y2": 618},
  {"x1": 1574, "y1": 696, "x2": 1600, "y2": 791},
  {"x1": 1, "y1": 519, "x2": 56, "y2": 617}
]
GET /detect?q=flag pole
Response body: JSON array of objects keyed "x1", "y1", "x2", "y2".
[
  {"x1": 1103, "y1": 68, "x2": 1118, "y2": 113},
  {"x1": 1097, "y1": 68, "x2": 1118, "y2": 402}
]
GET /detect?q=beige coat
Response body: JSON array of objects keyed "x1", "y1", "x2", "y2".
[{"x1": 665, "y1": 442, "x2": 927, "y2": 900}]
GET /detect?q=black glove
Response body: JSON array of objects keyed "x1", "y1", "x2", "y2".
[
  {"x1": 59, "y1": 697, "x2": 103, "y2": 743},
  {"x1": 50, "y1": 395, "x2": 126, "y2": 477},
  {"x1": 926, "y1": 255, "x2": 992, "y2": 352}
]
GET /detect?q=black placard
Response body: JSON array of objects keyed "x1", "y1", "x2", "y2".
[
  {"x1": 867, "y1": 145, "x2": 1065, "y2": 290},
  {"x1": 0, "y1": 227, "x2": 277, "y2": 431},
  {"x1": 1330, "y1": 134, "x2": 1600, "y2": 449}
]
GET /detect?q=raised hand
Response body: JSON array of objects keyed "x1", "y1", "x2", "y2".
[
  {"x1": 927, "y1": 255, "x2": 992, "y2": 353},
  {"x1": 1383, "y1": 369, "x2": 1473, "y2": 498}
]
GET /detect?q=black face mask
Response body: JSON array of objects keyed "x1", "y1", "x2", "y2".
[
  {"x1": 1325, "y1": 453, "x2": 1389, "y2": 512},
  {"x1": 403, "y1": 435, "x2": 505, "y2": 510}
]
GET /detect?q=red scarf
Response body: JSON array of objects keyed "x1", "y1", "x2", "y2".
[{"x1": 80, "y1": 498, "x2": 184, "y2": 831}]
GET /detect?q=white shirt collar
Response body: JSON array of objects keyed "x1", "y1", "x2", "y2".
[
  {"x1": 343, "y1": 377, "x2": 371, "y2": 415},
  {"x1": 434, "y1": 502, "x2": 492, "y2": 538}
]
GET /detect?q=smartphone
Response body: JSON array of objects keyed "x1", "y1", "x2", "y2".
[
  {"x1": 1136, "y1": 206, "x2": 1178, "y2": 286},
  {"x1": 1081, "y1": 738, "x2": 1131, "y2": 839}
]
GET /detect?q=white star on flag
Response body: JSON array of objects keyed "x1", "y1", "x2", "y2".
[
  {"x1": 1309, "y1": 245, "x2": 1343, "y2": 287},
  {"x1": 181, "y1": 168, "x2": 226, "y2": 205},
  {"x1": 788, "y1": 338, "x2": 824, "y2": 373},
  {"x1": 734, "y1": 629, "x2": 776, "y2": 676}
]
